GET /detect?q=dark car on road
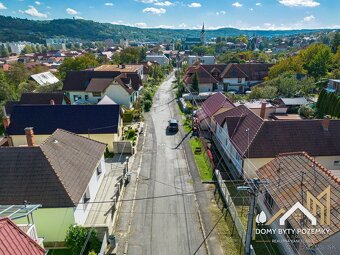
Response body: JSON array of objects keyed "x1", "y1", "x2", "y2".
[{"x1": 168, "y1": 119, "x2": 179, "y2": 132}]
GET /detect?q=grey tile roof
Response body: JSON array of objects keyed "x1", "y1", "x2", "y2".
[{"x1": 0, "y1": 129, "x2": 106, "y2": 208}]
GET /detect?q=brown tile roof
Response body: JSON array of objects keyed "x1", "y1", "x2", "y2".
[
  {"x1": 220, "y1": 63, "x2": 249, "y2": 79},
  {"x1": 220, "y1": 63, "x2": 273, "y2": 80},
  {"x1": 257, "y1": 152, "x2": 340, "y2": 247},
  {"x1": 85, "y1": 78, "x2": 114, "y2": 92},
  {"x1": 214, "y1": 105, "x2": 340, "y2": 158},
  {"x1": 0, "y1": 129, "x2": 106, "y2": 208},
  {"x1": 197, "y1": 92, "x2": 235, "y2": 122},
  {"x1": 0, "y1": 218, "x2": 45, "y2": 255},
  {"x1": 184, "y1": 65, "x2": 219, "y2": 84}
]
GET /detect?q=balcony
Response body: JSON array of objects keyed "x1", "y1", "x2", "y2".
[{"x1": 17, "y1": 224, "x2": 44, "y2": 248}]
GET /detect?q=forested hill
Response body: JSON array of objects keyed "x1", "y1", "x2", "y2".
[{"x1": 0, "y1": 15, "x2": 334, "y2": 43}]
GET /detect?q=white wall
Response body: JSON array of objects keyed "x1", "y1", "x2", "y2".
[
  {"x1": 199, "y1": 83, "x2": 214, "y2": 92},
  {"x1": 145, "y1": 55, "x2": 169, "y2": 66},
  {"x1": 74, "y1": 156, "x2": 106, "y2": 225}
]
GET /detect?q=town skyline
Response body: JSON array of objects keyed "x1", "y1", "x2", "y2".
[{"x1": 0, "y1": 0, "x2": 339, "y2": 30}]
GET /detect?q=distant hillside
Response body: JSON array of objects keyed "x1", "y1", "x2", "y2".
[{"x1": 0, "y1": 15, "x2": 335, "y2": 43}]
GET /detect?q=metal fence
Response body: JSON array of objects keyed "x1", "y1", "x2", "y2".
[{"x1": 215, "y1": 169, "x2": 256, "y2": 255}]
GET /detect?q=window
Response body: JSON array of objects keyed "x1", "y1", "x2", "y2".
[
  {"x1": 97, "y1": 166, "x2": 102, "y2": 176},
  {"x1": 334, "y1": 161, "x2": 340, "y2": 166},
  {"x1": 238, "y1": 77, "x2": 242, "y2": 83},
  {"x1": 73, "y1": 95, "x2": 81, "y2": 102},
  {"x1": 265, "y1": 191, "x2": 274, "y2": 209},
  {"x1": 85, "y1": 95, "x2": 89, "y2": 101},
  {"x1": 92, "y1": 92, "x2": 101, "y2": 97}
]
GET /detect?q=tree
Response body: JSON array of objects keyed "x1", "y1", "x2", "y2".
[
  {"x1": 18, "y1": 80, "x2": 38, "y2": 94},
  {"x1": 58, "y1": 53, "x2": 99, "y2": 80},
  {"x1": 249, "y1": 86, "x2": 278, "y2": 100},
  {"x1": 140, "y1": 47, "x2": 147, "y2": 61},
  {"x1": 112, "y1": 47, "x2": 142, "y2": 64},
  {"x1": 268, "y1": 57, "x2": 305, "y2": 79},
  {"x1": 21, "y1": 45, "x2": 33, "y2": 54},
  {"x1": 191, "y1": 72, "x2": 199, "y2": 92},
  {"x1": 0, "y1": 70, "x2": 16, "y2": 105},
  {"x1": 265, "y1": 73, "x2": 300, "y2": 97},
  {"x1": 65, "y1": 225, "x2": 101, "y2": 255},
  {"x1": 0, "y1": 44, "x2": 9, "y2": 57},
  {"x1": 5, "y1": 62, "x2": 30, "y2": 88},
  {"x1": 331, "y1": 32, "x2": 340, "y2": 53},
  {"x1": 298, "y1": 44, "x2": 332, "y2": 80},
  {"x1": 299, "y1": 105, "x2": 316, "y2": 119}
]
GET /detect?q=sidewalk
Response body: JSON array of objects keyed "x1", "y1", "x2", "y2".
[{"x1": 112, "y1": 126, "x2": 145, "y2": 255}]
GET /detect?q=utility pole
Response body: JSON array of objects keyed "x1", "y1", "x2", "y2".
[{"x1": 238, "y1": 178, "x2": 265, "y2": 255}]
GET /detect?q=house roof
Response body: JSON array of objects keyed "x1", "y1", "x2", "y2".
[
  {"x1": 184, "y1": 65, "x2": 219, "y2": 84},
  {"x1": 7, "y1": 104, "x2": 121, "y2": 135},
  {"x1": 221, "y1": 63, "x2": 249, "y2": 79},
  {"x1": 30, "y1": 71, "x2": 59, "y2": 86},
  {"x1": 214, "y1": 105, "x2": 340, "y2": 158},
  {"x1": 0, "y1": 129, "x2": 106, "y2": 207},
  {"x1": 94, "y1": 65, "x2": 143, "y2": 73},
  {"x1": 63, "y1": 70, "x2": 121, "y2": 91},
  {"x1": 257, "y1": 152, "x2": 340, "y2": 247},
  {"x1": 85, "y1": 78, "x2": 114, "y2": 92},
  {"x1": 97, "y1": 95, "x2": 117, "y2": 105},
  {"x1": 197, "y1": 92, "x2": 235, "y2": 122},
  {"x1": 279, "y1": 97, "x2": 308, "y2": 106},
  {"x1": 0, "y1": 218, "x2": 45, "y2": 255},
  {"x1": 221, "y1": 63, "x2": 273, "y2": 80},
  {"x1": 19, "y1": 92, "x2": 64, "y2": 105}
]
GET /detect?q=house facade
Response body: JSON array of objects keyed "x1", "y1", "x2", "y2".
[
  {"x1": 63, "y1": 65, "x2": 143, "y2": 108},
  {"x1": 183, "y1": 63, "x2": 273, "y2": 93},
  {"x1": 145, "y1": 54, "x2": 170, "y2": 66},
  {"x1": 0, "y1": 129, "x2": 107, "y2": 244},
  {"x1": 212, "y1": 105, "x2": 340, "y2": 178}
]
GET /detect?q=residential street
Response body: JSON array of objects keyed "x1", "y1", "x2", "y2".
[{"x1": 114, "y1": 72, "x2": 208, "y2": 255}]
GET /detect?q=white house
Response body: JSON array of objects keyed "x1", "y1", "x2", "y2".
[
  {"x1": 0, "y1": 129, "x2": 107, "y2": 244},
  {"x1": 188, "y1": 55, "x2": 216, "y2": 65}
]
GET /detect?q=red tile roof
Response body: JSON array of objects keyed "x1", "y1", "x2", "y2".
[
  {"x1": 257, "y1": 152, "x2": 340, "y2": 247},
  {"x1": 0, "y1": 218, "x2": 45, "y2": 255}
]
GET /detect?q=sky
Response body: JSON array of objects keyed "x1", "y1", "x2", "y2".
[{"x1": 0, "y1": 0, "x2": 339, "y2": 30}]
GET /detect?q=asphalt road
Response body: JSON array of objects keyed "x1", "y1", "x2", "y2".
[{"x1": 126, "y1": 73, "x2": 207, "y2": 255}]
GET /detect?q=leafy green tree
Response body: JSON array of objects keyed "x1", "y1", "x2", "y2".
[
  {"x1": 5, "y1": 62, "x2": 30, "y2": 88},
  {"x1": 331, "y1": 32, "x2": 340, "y2": 53},
  {"x1": 140, "y1": 47, "x2": 147, "y2": 61},
  {"x1": 21, "y1": 45, "x2": 33, "y2": 54},
  {"x1": 266, "y1": 74, "x2": 299, "y2": 97},
  {"x1": 0, "y1": 44, "x2": 9, "y2": 57},
  {"x1": 249, "y1": 86, "x2": 278, "y2": 100},
  {"x1": 0, "y1": 70, "x2": 16, "y2": 104},
  {"x1": 65, "y1": 225, "x2": 101, "y2": 255},
  {"x1": 191, "y1": 72, "x2": 199, "y2": 92},
  {"x1": 143, "y1": 99, "x2": 152, "y2": 111},
  {"x1": 18, "y1": 80, "x2": 38, "y2": 94},
  {"x1": 298, "y1": 44, "x2": 332, "y2": 80},
  {"x1": 58, "y1": 53, "x2": 99, "y2": 80},
  {"x1": 299, "y1": 105, "x2": 316, "y2": 119},
  {"x1": 31, "y1": 45, "x2": 37, "y2": 53},
  {"x1": 268, "y1": 57, "x2": 305, "y2": 79},
  {"x1": 112, "y1": 47, "x2": 141, "y2": 64}
]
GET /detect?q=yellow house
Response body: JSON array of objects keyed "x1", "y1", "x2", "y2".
[
  {"x1": 213, "y1": 105, "x2": 340, "y2": 179},
  {"x1": 3, "y1": 104, "x2": 123, "y2": 152},
  {"x1": 0, "y1": 129, "x2": 107, "y2": 246}
]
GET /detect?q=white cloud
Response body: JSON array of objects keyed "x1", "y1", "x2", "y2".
[
  {"x1": 35, "y1": 1, "x2": 41, "y2": 5},
  {"x1": 66, "y1": 8, "x2": 78, "y2": 15},
  {"x1": 249, "y1": 8, "x2": 254, "y2": 11},
  {"x1": 19, "y1": 6, "x2": 47, "y2": 18},
  {"x1": 216, "y1": 11, "x2": 226, "y2": 15},
  {"x1": 256, "y1": 3, "x2": 262, "y2": 6},
  {"x1": 279, "y1": 0, "x2": 320, "y2": 7},
  {"x1": 232, "y1": 2, "x2": 243, "y2": 8},
  {"x1": 154, "y1": 1, "x2": 174, "y2": 6},
  {"x1": 137, "y1": 0, "x2": 156, "y2": 3},
  {"x1": 105, "y1": 3, "x2": 114, "y2": 6},
  {"x1": 134, "y1": 22, "x2": 147, "y2": 27},
  {"x1": 187, "y1": 2, "x2": 202, "y2": 8},
  {"x1": 142, "y1": 7, "x2": 166, "y2": 15},
  {"x1": 0, "y1": 2, "x2": 7, "y2": 10},
  {"x1": 75, "y1": 16, "x2": 84, "y2": 20},
  {"x1": 178, "y1": 23, "x2": 187, "y2": 28},
  {"x1": 303, "y1": 15, "x2": 315, "y2": 21}
]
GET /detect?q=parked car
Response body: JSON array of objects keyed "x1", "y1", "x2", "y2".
[{"x1": 168, "y1": 119, "x2": 179, "y2": 132}]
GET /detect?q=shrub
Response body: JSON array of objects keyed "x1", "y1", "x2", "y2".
[
  {"x1": 143, "y1": 99, "x2": 152, "y2": 111},
  {"x1": 65, "y1": 225, "x2": 101, "y2": 255},
  {"x1": 126, "y1": 129, "x2": 136, "y2": 140},
  {"x1": 143, "y1": 90, "x2": 153, "y2": 101},
  {"x1": 299, "y1": 105, "x2": 316, "y2": 119}
]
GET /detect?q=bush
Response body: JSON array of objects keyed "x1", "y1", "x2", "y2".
[
  {"x1": 143, "y1": 90, "x2": 153, "y2": 101},
  {"x1": 123, "y1": 110, "x2": 133, "y2": 123},
  {"x1": 65, "y1": 225, "x2": 101, "y2": 255},
  {"x1": 143, "y1": 99, "x2": 152, "y2": 111},
  {"x1": 299, "y1": 105, "x2": 316, "y2": 119},
  {"x1": 126, "y1": 129, "x2": 136, "y2": 140}
]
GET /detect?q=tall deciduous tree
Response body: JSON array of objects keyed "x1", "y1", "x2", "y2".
[
  {"x1": 191, "y1": 72, "x2": 199, "y2": 92},
  {"x1": 331, "y1": 32, "x2": 340, "y2": 53}
]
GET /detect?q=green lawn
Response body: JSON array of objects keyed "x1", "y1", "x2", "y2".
[
  {"x1": 47, "y1": 249, "x2": 72, "y2": 255},
  {"x1": 189, "y1": 138, "x2": 213, "y2": 181}
]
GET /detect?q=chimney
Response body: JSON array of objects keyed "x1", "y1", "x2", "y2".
[
  {"x1": 25, "y1": 127, "x2": 35, "y2": 147},
  {"x1": 50, "y1": 99, "x2": 55, "y2": 105},
  {"x1": 260, "y1": 102, "x2": 266, "y2": 119},
  {"x1": 322, "y1": 116, "x2": 330, "y2": 131},
  {"x1": 2, "y1": 116, "x2": 10, "y2": 129}
]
